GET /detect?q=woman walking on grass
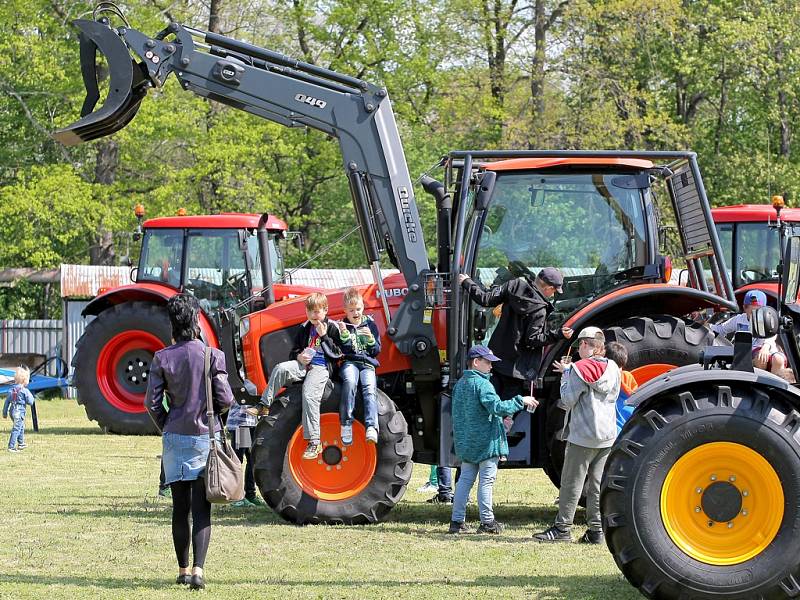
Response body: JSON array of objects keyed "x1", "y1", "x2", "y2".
[{"x1": 145, "y1": 294, "x2": 234, "y2": 590}]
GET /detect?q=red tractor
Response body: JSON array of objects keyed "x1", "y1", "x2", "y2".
[
  {"x1": 72, "y1": 211, "x2": 319, "y2": 434},
  {"x1": 712, "y1": 197, "x2": 800, "y2": 306},
  {"x1": 54, "y1": 11, "x2": 800, "y2": 598}
]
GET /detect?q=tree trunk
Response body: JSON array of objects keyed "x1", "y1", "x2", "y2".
[
  {"x1": 779, "y1": 88, "x2": 791, "y2": 158},
  {"x1": 198, "y1": 0, "x2": 226, "y2": 214},
  {"x1": 529, "y1": 0, "x2": 546, "y2": 134},
  {"x1": 292, "y1": 0, "x2": 312, "y2": 62},
  {"x1": 90, "y1": 140, "x2": 118, "y2": 266},
  {"x1": 481, "y1": 0, "x2": 509, "y2": 140},
  {"x1": 209, "y1": 0, "x2": 224, "y2": 34},
  {"x1": 714, "y1": 59, "x2": 728, "y2": 156}
]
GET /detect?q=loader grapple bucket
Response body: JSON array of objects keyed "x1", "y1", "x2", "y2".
[{"x1": 53, "y1": 19, "x2": 148, "y2": 146}]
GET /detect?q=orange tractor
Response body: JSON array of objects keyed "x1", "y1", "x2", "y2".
[{"x1": 54, "y1": 8, "x2": 800, "y2": 598}]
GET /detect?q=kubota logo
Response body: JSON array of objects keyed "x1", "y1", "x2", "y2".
[{"x1": 376, "y1": 288, "x2": 408, "y2": 298}]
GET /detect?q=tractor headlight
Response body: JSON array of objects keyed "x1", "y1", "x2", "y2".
[{"x1": 239, "y1": 316, "x2": 250, "y2": 338}]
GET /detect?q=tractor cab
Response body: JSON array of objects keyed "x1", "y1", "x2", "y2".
[
  {"x1": 448, "y1": 154, "x2": 732, "y2": 358},
  {"x1": 463, "y1": 158, "x2": 661, "y2": 336},
  {"x1": 712, "y1": 201, "x2": 800, "y2": 293},
  {"x1": 136, "y1": 213, "x2": 287, "y2": 313}
]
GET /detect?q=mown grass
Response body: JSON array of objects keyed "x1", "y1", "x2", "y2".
[{"x1": 0, "y1": 399, "x2": 640, "y2": 599}]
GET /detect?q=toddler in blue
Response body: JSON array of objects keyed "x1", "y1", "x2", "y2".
[{"x1": 3, "y1": 367, "x2": 35, "y2": 452}]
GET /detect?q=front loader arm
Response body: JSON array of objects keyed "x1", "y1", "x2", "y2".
[{"x1": 55, "y1": 17, "x2": 438, "y2": 373}]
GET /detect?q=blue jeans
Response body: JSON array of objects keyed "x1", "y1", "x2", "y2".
[
  {"x1": 437, "y1": 466, "x2": 452, "y2": 499},
  {"x1": 8, "y1": 407, "x2": 25, "y2": 449},
  {"x1": 339, "y1": 362, "x2": 378, "y2": 430},
  {"x1": 451, "y1": 457, "x2": 500, "y2": 524}
]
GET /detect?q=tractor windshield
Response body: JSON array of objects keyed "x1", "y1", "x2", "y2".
[
  {"x1": 715, "y1": 222, "x2": 782, "y2": 289},
  {"x1": 471, "y1": 171, "x2": 651, "y2": 325},
  {"x1": 137, "y1": 228, "x2": 184, "y2": 288},
  {"x1": 137, "y1": 228, "x2": 284, "y2": 311},
  {"x1": 246, "y1": 234, "x2": 284, "y2": 292}
]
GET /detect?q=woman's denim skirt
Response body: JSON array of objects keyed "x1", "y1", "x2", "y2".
[{"x1": 162, "y1": 431, "x2": 220, "y2": 485}]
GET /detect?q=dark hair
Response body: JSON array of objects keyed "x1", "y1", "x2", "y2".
[
  {"x1": 167, "y1": 293, "x2": 200, "y2": 342},
  {"x1": 605, "y1": 341, "x2": 628, "y2": 369}
]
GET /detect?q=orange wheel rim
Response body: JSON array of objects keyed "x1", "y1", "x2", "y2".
[
  {"x1": 288, "y1": 413, "x2": 377, "y2": 501},
  {"x1": 630, "y1": 363, "x2": 675, "y2": 386}
]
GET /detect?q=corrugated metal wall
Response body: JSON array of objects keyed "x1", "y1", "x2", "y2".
[
  {"x1": 285, "y1": 268, "x2": 398, "y2": 288},
  {"x1": 62, "y1": 301, "x2": 93, "y2": 399},
  {"x1": 0, "y1": 319, "x2": 63, "y2": 377},
  {"x1": 59, "y1": 264, "x2": 400, "y2": 298}
]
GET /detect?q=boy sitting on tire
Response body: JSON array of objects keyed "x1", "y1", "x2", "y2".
[
  {"x1": 247, "y1": 292, "x2": 342, "y2": 460},
  {"x1": 533, "y1": 326, "x2": 620, "y2": 544},
  {"x1": 335, "y1": 287, "x2": 381, "y2": 446}
]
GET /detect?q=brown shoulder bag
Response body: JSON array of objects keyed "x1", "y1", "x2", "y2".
[{"x1": 203, "y1": 347, "x2": 244, "y2": 504}]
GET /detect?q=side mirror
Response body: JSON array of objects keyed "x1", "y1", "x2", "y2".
[
  {"x1": 287, "y1": 231, "x2": 304, "y2": 250},
  {"x1": 751, "y1": 306, "x2": 780, "y2": 339},
  {"x1": 475, "y1": 171, "x2": 496, "y2": 211},
  {"x1": 473, "y1": 308, "x2": 487, "y2": 342},
  {"x1": 251, "y1": 296, "x2": 267, "y2": 312}
]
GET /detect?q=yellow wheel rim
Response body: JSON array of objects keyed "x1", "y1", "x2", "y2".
[{"x1": 660, "y1": 441, "x2": 783, "y2": 565}]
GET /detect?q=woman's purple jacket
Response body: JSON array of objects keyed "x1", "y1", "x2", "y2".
[{"x1": 145, "y1": 339, "x2": 234, "y2": 435}]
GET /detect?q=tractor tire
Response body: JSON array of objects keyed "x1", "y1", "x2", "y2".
[
  {"x1": 602, "y1": 383, "x2": 800, "y2": 599},
  {"x1": 252, "y1": 383, "x2": 413, "y2": 524},
  {"x1": 544, "y1": 315, "x2": 713, "y2": 489},
  {"x1": 72, "y1": 302, "x2": 170, "y2": 434}
]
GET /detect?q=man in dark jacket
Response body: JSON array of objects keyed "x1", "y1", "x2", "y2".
[{"x1": 458, "y1": 267, "x2": 573, "y2": 399}]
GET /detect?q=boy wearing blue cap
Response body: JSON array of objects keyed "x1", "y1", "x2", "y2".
[
  {"x1": 448, "y1": 345, "x2": 537, "y2": 535},
  {"x1": 711, "y1": 290, "x2": 787, "y2": 375}
]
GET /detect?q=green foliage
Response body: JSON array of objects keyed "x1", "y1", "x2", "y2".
[
  {"x1": 2, "y1": 0, "x2": 800, "y2": 317},
  {"x1": 0, "y1": 165, "x2": 102, "y2": 267}
]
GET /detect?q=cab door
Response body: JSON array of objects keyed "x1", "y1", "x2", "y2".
[{"x1": 778, "y1": 231, "x2": 800, "y2": 378}]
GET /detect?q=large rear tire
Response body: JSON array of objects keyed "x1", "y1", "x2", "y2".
[
  {"x1": 544, "y1": 315, "x2": 713, "y2": 489},
  {"x1": 252, "y1": 383, "x2": 413, "y2": 524},
  {"x1": 72, "y1": 302, "x2": 170, "y2": 434},
  {"x1": 602, "y1": 383, "x2": 800, "y2": 599}
]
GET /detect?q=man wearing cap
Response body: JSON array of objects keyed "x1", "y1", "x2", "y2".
[
  {"x1": 710, "y1": 290, "x2": 788, "y2": 376},
  {"x1": 448, "y1": 345, "x2": 537, "y2": 535},
  {"x1": 458, "y1": 267, "x2": 573, "y2": 399},
  {"x1": 533, "y1": 326, "x2": 620, "y2": 544}
]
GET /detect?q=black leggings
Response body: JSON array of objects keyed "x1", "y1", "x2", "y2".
[{"x1": 170, "y1": 479, "x2": 211, "y2": 569}]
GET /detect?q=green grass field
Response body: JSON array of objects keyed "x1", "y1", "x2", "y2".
[{"x1": 0, "y1": 399, "x2": 640, "y2": 599}]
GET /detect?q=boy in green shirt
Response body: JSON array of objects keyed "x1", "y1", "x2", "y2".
[{"x1": 448, "y1": 346, "x2": 537, "y2": 534}]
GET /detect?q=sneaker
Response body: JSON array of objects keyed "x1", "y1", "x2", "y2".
[
  {"x1": 341, "y1": 424, "x2": 353, "y2": 446},
  {"x1": 416, "y1": 482, "x2": 438, "y2": 494},
  {"x1": 7, "y1": 447, "x2": 18, "y2": 453},
  {"x1": 579, "y1": 529, "x2": 604, "y2": 545},
  {"x1": 302, "y1": 441, "x2": 323, "y2": 460},
  {"x1": 365, "y1": 427, "x2": 378, "y2": 444},
  {"x1": 476, "y1": 520, "x2": 505, "y2": 534},
  {"x1": 158, "y1": 487, "x2": 172, "y2": 498},
  {"x1": 231, "y1": 499, "x2": 250, "y2": 508},
  {"x1": 533, "y1": 525, "x2": 572, "y2": 543},
  {"x1": 245, "y1": 495, "x2": 265, "y2": 506},
  {"x1": 17, "y1": 443, "x2": 27, "y2": 450},
  {"x1": 426, "y1": 494, "x2": 453, "y2": 504},
  {"x1": 448, "y1": 521, "x2": 468, "y2": 535}
]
